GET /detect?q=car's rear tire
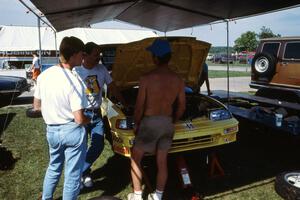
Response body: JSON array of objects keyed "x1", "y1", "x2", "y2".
[
  {"x1": 275, "y1": 171, "x2": 300, "y2": 200},
  {"x1": 252, "y1": 52, "x2": 276, "y2": 79},
  {"x1": 26, "y1": 107, "x2": 42, "y2": 118}
]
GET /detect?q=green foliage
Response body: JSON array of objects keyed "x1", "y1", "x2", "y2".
[
  {"x1": 258, "y1": 26, "x2": 281, "y2": 39},
  {"x1": 208, "y1": 70, "x2": 250, "y2": 78},
  {"x1": 234, "y1": 31, "x2": 258, "y2": 52},
  {"x1": 233, "y1": 26, "x2": 281, "y2": 52}
]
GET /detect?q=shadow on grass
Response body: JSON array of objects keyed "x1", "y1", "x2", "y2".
[
  {"x1": 0, "y1": 113, "x2": 18, "y2": 170},
  {"x1": 80, "y1": 154, "x2": 131, "y2": 197},
  {"x1": 0, "y1": 113, "x2": 16, "y2": 137},
  {"x1": 163, "y1": 119, "x2": 300, "y2": 199}
]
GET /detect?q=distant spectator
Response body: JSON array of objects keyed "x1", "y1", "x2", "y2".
[
  {"x1": 198, "y1": 62, "x2": 212, "y2": 95},
  {"x1": 31, "y1": 52, "x2": 41, "y2": 85}
]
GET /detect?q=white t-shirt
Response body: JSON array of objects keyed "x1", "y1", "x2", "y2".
[
  {"x1": 34, "y1": 65, "x2": 87, "y2": 125},
  {"x1": 32, "y1": 57, "x2": 40, "y2": 69},
  {"x1": 73, "y1": 64, "x2": 112, "y2": 109}
]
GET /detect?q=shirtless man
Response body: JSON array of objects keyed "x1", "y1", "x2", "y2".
[{"x1": 128, "y1": 39, "x2": 186, "y2": 200}]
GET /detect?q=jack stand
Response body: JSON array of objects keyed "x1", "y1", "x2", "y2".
[
  {"x1": 176, "y1": 155, "x2": 202, "y2": 200},
  {"x1": 208, "y1": 152, "x2": 225, "y2": 179}
]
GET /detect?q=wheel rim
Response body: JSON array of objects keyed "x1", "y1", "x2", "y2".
[
  {"x1": 255, "y1": 56, "x2": 269, "y2": 73},
  {"x1": 284, "y1": 172, "x2": 300, "y2": 189}
]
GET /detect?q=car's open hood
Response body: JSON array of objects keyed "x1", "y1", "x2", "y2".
[{"x1": 107, "y1": 37, "x2": 211, "y2": 90}]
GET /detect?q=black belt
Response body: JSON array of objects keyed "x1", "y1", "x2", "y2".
[{"x1": 48, "y1": 119, "x2": 75, "y2": 126}]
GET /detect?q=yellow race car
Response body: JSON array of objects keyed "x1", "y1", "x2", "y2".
[{"x1": 100, "y1": 37, "x2": 238, "y2": 157}]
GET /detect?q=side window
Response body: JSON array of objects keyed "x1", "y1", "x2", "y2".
[
  {"x1": 284, "y1": 42, "x2": 300, "y2": 60},
  {"x1": 262, "y1": 42, "x2": 280, "y2": 57}
]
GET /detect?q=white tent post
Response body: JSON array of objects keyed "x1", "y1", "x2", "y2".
[
  {"x1": 54, "y1": 31, "x2": 59, "y2": 63},
  {"x1": 226, "y1": 19, "x2": 230, "y2": 102},
  {"x1": 37, "y1": 17, "x2": 42, "y2": 65}
]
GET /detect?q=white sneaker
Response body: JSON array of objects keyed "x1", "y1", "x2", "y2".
[
  {"x1": 127, "y1": 193, "x2": 142, "y2": 200},
  {"x1": 81, "y1": 175, "x2": 93, "y2": 188},
  {"x1": 148, "y1": 193, "x2": 160, "y2": 200}
]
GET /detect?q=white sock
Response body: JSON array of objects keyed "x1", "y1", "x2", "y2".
[
  {"x1": 154, "y1": 189, "x2": 163, "y2": 200},
  {"x1": 134, "y1": 190, "x2": 142, "y2": 200}
]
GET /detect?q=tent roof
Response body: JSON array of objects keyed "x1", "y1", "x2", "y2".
[
  {"x1": 29, "y1": 0, "x2": 300, "y2": 32},
  {"x1": 0, "y1": 26, "x2": 157, "y2": 51}
]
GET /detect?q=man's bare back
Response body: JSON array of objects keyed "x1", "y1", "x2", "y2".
[
  {"x1": 143, "y1": 67, "x2": 184, "y2": 116},
  {"x1": 134, "y1": 65, "x2": 186, "y2": 126}
]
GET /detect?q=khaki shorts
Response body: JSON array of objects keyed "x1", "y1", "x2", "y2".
[{"x1": 134, "y1": 116, "x2": 174, "y2": 153}]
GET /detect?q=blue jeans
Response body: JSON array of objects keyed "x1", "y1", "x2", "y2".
[
  {"x1": 42, "y1": 121, "x2": 87, "y2": 200},
  {"x1": 82, "y1": 110, "x2": 104, "y2": 175}
]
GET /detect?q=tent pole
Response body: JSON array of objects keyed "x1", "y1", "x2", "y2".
[
  {"x1": 226, "y1": 19, "x2": 229, "y2": 103},
  {"x1": 54, "y1": 31, "x2": 59, "y2": 63},
  {"x1": 38, "y1": 17, "x2": 42, "y2": 65}
]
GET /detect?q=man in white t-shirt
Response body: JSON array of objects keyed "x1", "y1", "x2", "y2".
[
  {"x1": 33, "y1": 36, "x2": 90, "y2": 200},
  {"x1": 73, "y1": 42, "x2": 126, "y2": 188}
]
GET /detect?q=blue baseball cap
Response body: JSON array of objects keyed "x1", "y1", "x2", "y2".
[{"x1": 146, "y1": 39, "x2": 171, "y2": 57}]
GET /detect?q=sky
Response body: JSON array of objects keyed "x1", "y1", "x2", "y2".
[{"x1": 1, "y1": 0, "x2": 300, "y2": 46}]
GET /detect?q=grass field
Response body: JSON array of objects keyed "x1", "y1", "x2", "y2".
[
  {"x1": 1, "y1": 106, "x2": 296, "y2": 200},
  {"x1": 208, "y1": 71, "x2": 250, "y2": 78}
]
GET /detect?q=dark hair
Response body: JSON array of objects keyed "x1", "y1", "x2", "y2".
[
  {"x1": 155, "y1": 53, "x2": 171, "y2": 65},
  {"x1": 59, "y1": 36, "x2": 84, "y2": 63},
  {"x1": 84, "y1": 42, "x2": 99, "y2": 55}
]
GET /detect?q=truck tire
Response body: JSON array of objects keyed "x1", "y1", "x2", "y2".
[
  {"x1": 275, "y1": 171, "x2": 300, "y2": 200},
  {"x1": 252, "y1": 52, "x2": 276, "y2": 79},
  {"x1": 26, "y1": 107, "x2": 42, "y2": 118}
]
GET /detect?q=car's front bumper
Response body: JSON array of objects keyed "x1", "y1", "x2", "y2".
[{"x1": 109, "y1": 117, "x2": 238, "y2": 157}]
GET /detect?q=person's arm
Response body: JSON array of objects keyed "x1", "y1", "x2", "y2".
[
  {"x1": 133, "y1": 77, "x2": 146, "y2": 135},
  {"x1": 174, "y1": 80, "x2": 186, "y2": 123},
  {"x1": 73, "y1": 109, "x2": 90, "y2": 125},
  {"x1": 108, "y1": 82, "x2": 128, "y2": 107},
  {"x1": 205, "y1": 76, "x2": 212, "y2": 95},
  {"x1": 33, "y1": 97, "x2": 41, "y2": 111}
]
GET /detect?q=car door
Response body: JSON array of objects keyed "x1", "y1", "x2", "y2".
[{"x1": 273, "y1": 41, "x2": 300, "y2": 88}]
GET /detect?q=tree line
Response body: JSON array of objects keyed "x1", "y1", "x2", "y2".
[{"x1": 210, "y1": 26, "x2": 281, "y2": 54}]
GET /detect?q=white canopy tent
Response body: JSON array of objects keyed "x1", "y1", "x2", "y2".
[{"x1": 0, "y1": 25, "x2": 158, "y2": 51}]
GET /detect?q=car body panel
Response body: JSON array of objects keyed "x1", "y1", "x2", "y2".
[
  {"x1": 0, "y1": 75, "x2": 30, "y2": 107},
  {"x1": 0, "y1": 75, "x2": 30, "y2": 96},
  {"x1": 110, "y1": 37, "x2": 211, "y2": 89}
]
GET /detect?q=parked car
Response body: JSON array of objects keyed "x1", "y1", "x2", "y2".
[
  {"x1": 250, "y1": 37, "x2": 300, "y2": 101},
  {"x1": 213, "y1": 54, "x2": 234, "y2": 64},
  {"x1": 238, "y1": 51, "x2": 255, "y2": 64},
  {"x1": 206, "y1": 53, "x2": 214, "y2": 61},
  {"x1": 0, "y1": 75, "x2": 31, "y2": 106},
  {"x1": 99, "y1": 37, "x2": 239, "y2": 157}
]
